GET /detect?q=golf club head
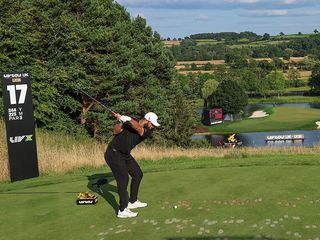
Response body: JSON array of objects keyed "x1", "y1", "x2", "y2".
[
  {"x1": 98, "y1": 187, "x2": 104, "y2": 194},
  {"x1": 92, "y1": 178, "x2": 108, "y2": 186},
  {"x1": 92, "y1": 178, "x2": 108, "y2": 194}
]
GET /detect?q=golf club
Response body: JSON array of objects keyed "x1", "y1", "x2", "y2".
[{"x1": 74, "y1": 87, "x2": 118, "y2": 117}]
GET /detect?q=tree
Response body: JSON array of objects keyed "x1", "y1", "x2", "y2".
[
  {"x1": 287, "y1": 69, "x2": 302, "y2": 87},
  {"x1": 201, "y1": 79, "x2": 219, "y2": 108},
  {"x1": 209, "y1": 80, "x2": 248, "y2": 116},
  {"x1": 308, "y1": 64, "x2": 320, "y2": 93},
  {"x1": 266, "y1": 71, "x2": 286, "y2": 97},
  {"x1": 163, "y1": 80, "x2": 196, "y2": 147},
  {"x1": 272, "y1": 58, "x2": 285, "y2": 70},
  {"x1": 314, "y1": 29, "x2": 319, "y2": 34},
  {"x1": 283, "y1": 48, "x2": 294, "y2": 61},
  {"x1": 239, "y1": 68, "x2": 258, "y2": 92},
  {"x1": 257, "y1": 77, "x2": 269, "y2": 98},
  {"x1": 213, "y1": 65, "x2": 228, "y2": 82},
  {"x1": 262, "y1": 33, "x2": 270, "y2": 40}
]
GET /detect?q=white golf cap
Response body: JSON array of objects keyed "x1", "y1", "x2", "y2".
[{"x1": 144, "y1": 112, "x2": 160, "y2": 127}]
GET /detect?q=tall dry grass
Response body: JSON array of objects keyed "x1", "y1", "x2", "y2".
[
  {"x1": 0, "y1": 121, "x2": 10, "y2": 181},
  {"x1": 1, "y1": 119, "x2": 320, "y2": 181},
  {"x1": 132, "y1": 145, "x2": 320, "y2": 160}
]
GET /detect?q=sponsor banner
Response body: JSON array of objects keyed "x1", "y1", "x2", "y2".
[
  {"x1": 265, "y1": 134, "x2": 304, "y2": 141},
  {"x1": 1, "y1": 72, "x2": 39, "y2": 182}
]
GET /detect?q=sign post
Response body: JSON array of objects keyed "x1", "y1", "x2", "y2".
[{"x1": 1, "y1": 72, "x2": 39, "y2": 182}]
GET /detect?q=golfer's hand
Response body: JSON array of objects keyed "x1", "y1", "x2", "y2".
[
  {"x1": 114, "y1": 113, "x2": 122, "y2": 121},
  {"x1": 120, "y1": 115, "x2": 132, "y2": 123}
]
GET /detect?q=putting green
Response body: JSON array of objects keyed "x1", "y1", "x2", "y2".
[{"x1": 1, "y1": 163, "x2": 320, "y2": 240}]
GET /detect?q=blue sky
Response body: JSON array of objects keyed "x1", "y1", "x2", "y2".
[{"x1": 116, "y1": 0, "x2": 320, "y2": 39}]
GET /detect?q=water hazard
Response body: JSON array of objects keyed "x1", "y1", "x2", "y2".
[{"x1": 192, "y1": 130, "x2": 320, "y2": 147}]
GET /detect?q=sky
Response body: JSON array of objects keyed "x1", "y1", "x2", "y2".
[{"x1": 115, "y1": 0, "x2": 320, "y2": 39}]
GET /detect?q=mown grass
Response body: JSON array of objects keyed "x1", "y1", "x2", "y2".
[
  {"x1": 1, "y1": 154, "x2": 320, "y2": 240},
  {"x1": 248, "y1": 96, "x2": 320, "y2": 104},
  {"x1": 208, "y1": 106, "x2": 320, "y2": 134}
]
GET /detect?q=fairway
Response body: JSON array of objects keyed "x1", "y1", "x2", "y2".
[
  {"x1": 209, "y1": 106, "x2": 320, "y2": 134},
  {"x1": 1, "y1": 156, "x2": 320, "y2": 240}
]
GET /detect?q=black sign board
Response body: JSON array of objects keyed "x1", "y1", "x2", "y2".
[{"x1": 1, "y1": 72, "x2": 39, "y2": 182}]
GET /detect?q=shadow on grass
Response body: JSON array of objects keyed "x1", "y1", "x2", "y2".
[
  {"x1": 87, "y1": 173, "x2": 118, "y2": 214},
  {"x1": 166, "y1": 236, "x2": 287, "y2": 240}
]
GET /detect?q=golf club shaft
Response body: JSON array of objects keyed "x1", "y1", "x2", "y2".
[{"x1": 74, "y1": 87, "x2": 117, "y2": 116}]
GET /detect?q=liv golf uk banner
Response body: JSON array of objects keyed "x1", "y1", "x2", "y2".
[{"x1": 1, "y1": 72, "x2": 39, "y2": 182}]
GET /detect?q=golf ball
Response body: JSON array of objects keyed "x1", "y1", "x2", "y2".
[{"x1": 174, "y1": 205, "x2": 177, "y2": 209}]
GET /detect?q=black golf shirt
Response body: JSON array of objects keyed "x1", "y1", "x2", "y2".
[{"x1": 109, "y1": 123, "x2": 152, "y2": 155}]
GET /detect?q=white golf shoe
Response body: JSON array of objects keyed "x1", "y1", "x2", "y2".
[
  {"x1": 127, "y1": 200, "x2": 148, "y2": 209},
  {"x1": 117, "y1": 208, "x2": 138, "y2": 218}
]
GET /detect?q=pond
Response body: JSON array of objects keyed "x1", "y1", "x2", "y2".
[{"x1": 192, "y1": 130, "x2": 320, "y2": 147}]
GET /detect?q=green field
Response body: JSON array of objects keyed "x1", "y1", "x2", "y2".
[
  {"x1": 207, "y1": 106, "x2": 320, "y2": 134},
  {"x1": 248, "y1": 96, "x2": 320, "y2": 105},
  {"x1": 1, "y1": 155, "x2": 320, "y2": 240}
]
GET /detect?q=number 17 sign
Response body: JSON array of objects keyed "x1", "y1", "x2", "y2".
[{"x1": 1, "y1": 72, "x2": 39, "y2": 182}]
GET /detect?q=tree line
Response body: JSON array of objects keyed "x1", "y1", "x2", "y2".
[{"x1": 170, "y1": 34, "x2": 320, "y2": 61}]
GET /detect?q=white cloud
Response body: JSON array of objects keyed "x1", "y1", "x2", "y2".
[
  {"x1": 224, "y1": 0, "x2": 259, "y2": 3},
  {"x1": 245, "y1": 9, "x2": 289, "y2": 17},
  {"x1": 283, "y1": 0, "x2": 297, "y2": 4},
  {"x1": 195, "y1": 13, "x2": 210, "y2": 21}
]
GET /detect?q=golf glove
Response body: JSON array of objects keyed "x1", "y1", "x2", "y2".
[{"x1": 120, "y1": 115, "x2": 132, "y2": 123}]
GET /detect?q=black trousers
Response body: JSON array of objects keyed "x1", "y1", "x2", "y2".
[{"x1": 104, "y1": 146, "x2": 143, "y2": 211}]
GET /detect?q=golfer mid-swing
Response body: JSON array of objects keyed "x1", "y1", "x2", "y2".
[{"x1": 104, "y1": 112, "x2": 160, "y2": 218}]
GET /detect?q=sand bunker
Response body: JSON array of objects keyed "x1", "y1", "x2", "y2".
[
  {"x1": 316, "y1": 121, "x2": 320, "y2": 129},
  {"x1": 248, "y1": 110, "x2": 269, "y2": 118}
]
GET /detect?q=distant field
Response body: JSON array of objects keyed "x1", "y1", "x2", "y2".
[
  {"x1": 229, "y1": 40, "x2": 291, "y2": 49},
  {"x1": 178, "y1": 70, "x2": 215, "y2": 75},
  {"x1": 196, "y1": 39, "x2": 224, "y2": 45},
  {"x1": 177, "y1": 69, "x2": 310, "y2": 77},
  {"x1": 272, "y1": 33, "x2": 314, "y2": 39},
  {"x1": 176, "y1": 60, "x2": 225, "y2": 65},
  {"x1": 175, "y1": 58, "x2": 307, "y2": 75},
  {"x1": 297, "y1": 70, "x2": 311, "y2": 80},
  {"x1": 163, "y1": 40, "x2": 181, "y2": 47},
  {"x1": 163, "y1": 33, "x2": 316, "y2": 47},
  {"x1": 176, "y1": 57, "x2": 305, "y2": 67}
]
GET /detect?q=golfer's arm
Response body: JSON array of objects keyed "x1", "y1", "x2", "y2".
[
  {"x1": 128, "y1": 119, "x2": 144, "y2": 136},
  {"x1": 113, "y1": 123, "x2": 123, "y2": 135}
]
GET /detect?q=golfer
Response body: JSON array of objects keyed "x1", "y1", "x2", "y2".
[{"x1": 104, "y1": 112, "x2": 160, "y2": 218}]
